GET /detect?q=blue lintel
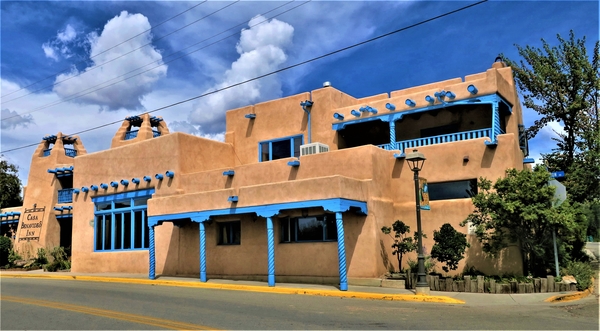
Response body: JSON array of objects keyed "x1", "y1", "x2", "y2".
[
  {"x1": 42, "y1": 135, "x2": 57, "y2": 142},
  {"x1": 228, "y1": 196, "x2": 239, "y2": 202},
  {"x1": 287, "y1": 160, "x2": 300, "y2": 167},
  {"x1": 148, "y1": 198, "x2": 368, "y2": 227},
  {"x1": 523, "y1": 158, "x2": 535, "y2": 164},
  {"x1": 0, "y1": 212, "x2": 21, "y2": 218},
  {"x1": 223, "y1": 170, "x2": 235, "y2": 176},
  {"x1": 92, "y1": 188, "x2": 155, "y2": 203},
  {"x1": 332, "y1": 93, "x2": 512, "y2": 130}
]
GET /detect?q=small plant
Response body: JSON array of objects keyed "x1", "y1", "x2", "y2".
[
  {"x1": 7, "y1": 249, "x2": 22, "y2": 267},
  {"x1": 562, "y1": 261, "x2": 594, "y2": 291},
  {"x1": 44, "y1": 246, "x2": 70, "y2": 272},
  {"x1": 407, "y1": 256, "x2": 436, "y2": 274},
  {"x1": 33, "y1": 248, "x2": 48, "y2": 267},
  {"x1": 0, "y1": 236, "x2": 11, "y2": 267},
  {"x1": 431, "y1": 223, "x2": 469, "y2": 273},
  {"x1": 381, "y1": 220, "x2": 426, "y2": 273}
]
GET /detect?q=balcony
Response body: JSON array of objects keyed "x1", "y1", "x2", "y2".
[
  {"x1": 58, "y1": 189, "x2": 74, "y2": 203},
  {"x1": 153, "y1": 130, "x2": 160, "y2": 138},
  {"x1": 65, "y1": 148, "x2": 77, "y2": 157},
  {"x1": 125, "y1": 130, "x2": 139, "y2": 140},
  {"x1": 43, "y1": 149, "x2": 51, "y2": 157},
  {"x1": 378, "y1": 128, "x2": 493, "y2": 151}
]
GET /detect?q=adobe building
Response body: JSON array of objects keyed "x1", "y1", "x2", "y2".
[{"x1": 2, "y1": 61, "x2": 531, "y2": 289}]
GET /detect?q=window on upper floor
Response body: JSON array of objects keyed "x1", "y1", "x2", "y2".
[
  {"x1": 259, "y1": 135, "x2": 303, "y2": 162},
  {"x1": 218, "y1": 221, "x2": 241, "y2": 245},
  {"x1": 281, "y1": 214, "x2": 337, "y2": 243},
  {"x1": 428, "y1": 179, "x2": 478, "y2": 201}
]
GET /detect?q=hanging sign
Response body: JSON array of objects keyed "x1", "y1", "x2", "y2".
[
  {"x1": 419, "y1": 177, "x2": 430, "y2": 211},
  {"x1": 19, "y1": 205, "x2": 45, "y2": 242}
]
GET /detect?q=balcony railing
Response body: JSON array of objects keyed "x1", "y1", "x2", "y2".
[
  {"x1": 125, "y1": 130, "x2": 139, "y2": 140},
  {"x1": 153, "y1": 130, "x2": 160, "y2": 138},
  {"x1": 65, "y1": 148, "x2": 77, "y2": 157},
  {"x1": 43, "y1": 148, "x2": 52, "y2": 157},
  {"x1": 378, "y1": 128, "x2": 492, "y2": 151},
  {"x1": 58, "y1": 189, "x2": 74, "y2": 203}
]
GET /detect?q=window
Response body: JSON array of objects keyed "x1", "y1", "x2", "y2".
[
  {"x1": 218, "y1": 221, "x2": 241, "y2": 245},
  {"x1": 259, "y1": 135, "x2": 303, "y2": 162},
  {"x1": 428, "y1": 179, "x2": 477, "y2": 201},
  {"x1": 93, "y1": 189, "x2": 154, "y2": 251},
  {"x1": 281, "y1": 215, "x2": 337, "y2": 242}
]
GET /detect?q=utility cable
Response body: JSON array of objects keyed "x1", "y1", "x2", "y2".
[
  {"x1": 1, "y1": 0, "x2": 488, "y2": 154},
  {"x1": 1, "y1": 1, "x2": 206, "y2": 100}
]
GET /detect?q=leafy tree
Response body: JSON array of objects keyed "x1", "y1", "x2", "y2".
[
  {"x1": 431, "y1": 223, "x2": 469, "y2": 273},
  {"x1": 502, "y1": 31, "x2": 600, "y2": 203},
  {"x1": 462, "y1": 167, "x2": 587, "y2": 277},
  {"x1": 0, "y1": 157, "x2": 23, "y2": 209},
  {"x1": 381, "y1": 220, "x2": 424, "y2": 273}
]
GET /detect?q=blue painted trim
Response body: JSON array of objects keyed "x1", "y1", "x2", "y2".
[
  {"x1": 165, "y1": 171, "x2": 174, "y2": 178},
  {"x1": 445, "y1": 91, "x2": 456, "y2": 99},
  {"x1": 199, "y1": 222, "x2": 207, "y2": 282},
  {"x1": 148, "y1": 198, "x2": 367, "y2": 227},
  {"x1": 43, "y1": 149, "x2": 51, "y2": 157},
  {"x1": 58, "y1": 189, "x2": 74, "y2": 203},
  {"x1": 155, "y1": 174, "x2": 164, "y2": 180},
  {"x1": 121, "y1": 179, "x2": 129, "y2": 186},
  {"x1": 91, "y1": 185, "x2": 98, "y2": 191},
  {"x1": 389, "y1": 121, "x2": 396, "y2": 150},
  {"x1": 366, "y1": 106, "x2": 377, "y2": 114},
  {"x1": 73, "y1": 188, "x2": 80, "y2": 194},
  {"x1": 47, "y1": 169, "x2": 57, "y2": 173},
  {"x1": 333, "y1": 112, "x2": 344, "y2": 121},
  {"x1": 0, "y1": 219, "x2": 19, "y2": 223},
  {"x1": 287, "y1": 160, "x2": 300, "y2": 167},
  {"x1": 245, "y1": 113, "x2": 256, "y2": 119},
  {"x1": 223, "y1": 170, "x2": 235, "y2": 176},
  {"x1": 332, "y1": 93, "x2": 510, "y2": 130},
  {"x1": 110, "y1": 181, "x2": 119, "y2": 188},
  {"x1": 92, "y1": 188, "x2": 155, "y2": 203},
  {"x1": 132, "y1": 178, "x2": 140, "y2": 184},
  {"x1": 143, "y1": 176, "x2": 152, "y2": 182},
  {"x1": 54, "y1": 207, "x2": 62, "y2": 211},
  {"x1": 385, "y1": 103, "x2": 396, "y2": 111},
  {"x1": 467, "y1": 84, "x2": 478, "y2": 94},
  {"x1": 267, "y1": 217, "x2": 275, "y2": 287},
  {"x1": 394, "y1": 152, "x2": 406, "y2": 159},
  {"x1": 335, "y1": 212, "x2": 348, "y2": 291},
  {"x1": 56, "y1": 214, "x2": 72, "y2": 219},
  {"x1": 258, "y1": 134, "x2": 304, "y2": 162},
  {"x1": 301, "y1": 100, "x2": 313, "y2": 144},
  {"x1": 100, "y1": 183, "x2": 108, "y2": 189},
  {"x1": 149, "y1": 226, "x2": 155, "y2": 280},
  {"x1": 43, "y1": 134, "x2": 57, "y2": 141},
  {"x1": 81, "y1": 187, "x2": 89, "y2": 193},
  {"x1": 228, "y1": 196, "x2": 239, "y2": 202},
  {"x1": 425, "y1": 95, "x2": 434, "y2": 104},
  {"x1": 405, "y1": 99, "x2": 416, "y2": 107},
  {"x1": 351, "y1": 110, "x2": 361, "y2": 117},
  {"x1": 523, "y1": 158, "x2": 535, "y2": 164}
]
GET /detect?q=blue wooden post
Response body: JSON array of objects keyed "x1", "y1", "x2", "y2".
[
  {"x1": 149, "y1": 225, "x2": 155, "y2": 280},
  {"x1": 199, "y1": 221, "x2": 207, "y2": 282},
  {"x1": 389, "y1": 121, "x2": 397, "y2": 150},
  {"x1": 335, "y1": 212, "x2": 348, "y2": 291},
  {"x1": 486, "y1": 102, "x2": 500, "y2": 146},
  {"x1": 266, "y1": 217, "x2": 275, "y2": 286}
]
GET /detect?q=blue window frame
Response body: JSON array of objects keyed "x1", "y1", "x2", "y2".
[
  {"x1": 281, "y1": 214, "x2": 337, "y2": 243},
  {"x1": 259, "y1": 135, "x2": 303, "y2": 162},
  {"x1": 92, "y1": 189, "x2": 154, "y2": 251}
]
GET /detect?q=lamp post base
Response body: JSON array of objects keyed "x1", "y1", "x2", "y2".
[{"x1": 415, "y1": 286, "x2": 430, "y2": 295}]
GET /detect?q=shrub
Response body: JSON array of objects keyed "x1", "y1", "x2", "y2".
[
  {"x1": 33, "y1": 248, "x2": 48, "y2": 267},
  {"x1": 407, "y1": 256, "x2": 436, "y2": 274},
  {"x1": 431, "y1": 223, "x2": 469, "y2": 273},
  {"x1": 0, "y1": 236, "x2": 11, "y2": 266},
  {"x1": 7, "y1": 249, "x2": 22, "y2": 267},
  {"x1": 381, "y1": 220, "x2": 422, "y2": 273},
  {"x1": 562, "y1": 261, "x2": 594, "y2": 290},
  {"x1": 44, "y1": 246, "x2": 70, "y2": 272}
]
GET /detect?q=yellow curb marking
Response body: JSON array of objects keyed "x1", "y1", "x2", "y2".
[
  {"x1": 545, "y1": 276, "x2": 595, "y2": 303},
  {"x1": 1, "y1": 295, "x2": 219, "y2": 330},
  {"x1": 0, "y1": 274, "x2": 464, "y2": 304}
]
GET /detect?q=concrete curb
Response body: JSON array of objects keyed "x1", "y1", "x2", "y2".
[
  {"x1": 0, "y1": 273, "x2": 464, "y2": 304},
  {"x1": 545, "y1": 277, "x2": 596, "y2": 303}
]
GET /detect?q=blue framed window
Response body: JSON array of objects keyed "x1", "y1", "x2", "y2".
[
  {"x1": 92, "y1": 189, "x2": 154, "y2": 251},
  {"x1": 218, "y1": 221, "x2": 241, "y2": 245},
  {"x1": 428, "y1": 179, "x2": 477, "y2": 201},
  {"x1": 259, "y1": 135, "x2": 303, "y2": 162},
  {"x1": 281, "y1": 214, "x2": 337, "y2": 243}
]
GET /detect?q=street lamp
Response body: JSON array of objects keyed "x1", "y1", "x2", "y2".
[{"x1": 405, "y1": 149, "x2": 430, "y2": 295}]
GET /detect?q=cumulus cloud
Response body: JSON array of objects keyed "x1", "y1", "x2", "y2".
[
  {"x1": 1, "y1": 109, "x2": 34, "y2": 130},
  {"x1": 186, "y1": 15, "x2": 294, "y2": 134},
  {"x1": 52, "y1": 11, "x2": 167, "y2": 111},
  {"x1": 42, "y1": 24, "x2": 79, "y2": 61}
]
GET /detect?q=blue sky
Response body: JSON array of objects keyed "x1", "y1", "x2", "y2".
[{"x1": 1, "y1": 0, "x2": 598, "y2": 186}]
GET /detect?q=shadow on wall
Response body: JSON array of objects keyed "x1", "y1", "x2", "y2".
[
  {"x1": 344, "y1": 214, "x2": 365, "y2": 276},
  {"x1": 160, "y1": 221, "x2": 185, "y2": 277},
  {"x1": 379, "y1": 239, "x2": 394, "y2": 273},
  {"x1": 463, "y1": 235, "x2": 522, "y2": 276},
  {"x1": 480, "y1": 146, "x2": 496, "y2": 169}
]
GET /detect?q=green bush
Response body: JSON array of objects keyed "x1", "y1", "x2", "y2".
[
  {"x1": 7, "y1": 249, "x2": 22, "y2": 267},
  {"x1": 562, "y1": 261, "x2": 595, "y2": 291},
  {"x1": 0, "y1": 236, "x2": 11, "y2": 266},
  {"x1": 44, "y1": 246, "x2": 70, "y2": 272},
  {"x1": 431, "y1": 223, "x2": 469, "y2": 273},
  {"x1": 407, "y1": 256, "x2": 436, "y2": 274},
  {"x1": 33, "y1": 248, "x2": 48, "y2": 267}
]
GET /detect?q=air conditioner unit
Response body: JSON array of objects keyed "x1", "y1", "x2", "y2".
[{"x1": 300, "y1": 142, "x2": 329, "y2": 156}]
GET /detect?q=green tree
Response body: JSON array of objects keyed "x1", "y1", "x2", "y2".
[
  {"x1": 431, "y1": 223, "x2": 469, "y2": 273},
  {"x1": 0, "y1": 157, "x2": 23, "y2": 209},
  {"x1": 462, "y1": 167, "x2": 587, "y2": 277},
  {"x1": 381, "y1": 220, "x2": 421, "y2": 273},
  {"x1": 502, "y1": 31, "x2": 600, "y2": 203}
]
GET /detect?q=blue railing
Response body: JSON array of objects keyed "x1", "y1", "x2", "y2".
[
  {"x1": 58, "y1": 188, "x2": 74, "y2": 203},
  {"x1": 378, "y1": 128, "x2": 492, "y2": 151},
  {"x1": 43, "y1": 148, "x2": 52, "y2": 157},
  {"x1": 65, "y1": 148, "x2": 77, "y2": 157},
  {"x1": 125, "y1": 130, "x2": 139, "y2": 140},
  {"x1": 153, "y1": 130, "x2": 160, "y2": 138}
]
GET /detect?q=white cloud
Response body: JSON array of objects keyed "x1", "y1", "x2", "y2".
[
  {"x1": 57, "y1": 24, "x2": 77, "y2": 42},
  {"x1": 1, "y1": 109, "x2": 34, "y2": 130},
  {"x1": 52, "y1": 11, "x2": 168, "y2": 111},
  {"x1": 42, "y1": 44, "x2": 59, "y2": 61},
  {"x1": 42, "y1": 24, "x2": 79, "y2": 61},
  {"x1": 187, "y1": 15, "x2": 294, "y2": 134}
]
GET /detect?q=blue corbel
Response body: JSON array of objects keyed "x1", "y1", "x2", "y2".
[
  {"x1": 385, "y1": 103, "x2": 396, "y2": 111},
  {"x1": 405, "y1": 99, "x2": 416, "y2": 107},
  {"x1": 523, "y1": 158, "x2": 535, "y2": 164},
  {"x1": 245, "y1": 114, "x2": 256, "y2": 119},
  {"x1": 425, "y1": 95, "x2": 434, "y2": 104},
  {"x1": 165, "y1": 170, "x2": 175, "y2": 178},
  {"x1": 223, "y1": 170, "x2": 235, "y2": 176},
  {"x1": 155, "y1": 174, "x2": 164, "y2": 180},
  {"x1": 100, "y1": 183, "x2": 108, "y2": 189},
  {"x1": 287, "y1": 160, "x2": 300, "y2": 167},
  {"x1": 132, "y1": 178, "x2": 140, "y2": 184},
  {"x1": 110, "y1": 181, "x2": 119, "y2": 188},
  {"x1": 73, "y1": 188, "x2": 80, "y2": 194},
  {"x1": 366, "y1": 106, "x2": 378, "y2": 114},
  {"x1": 47, "y1": 169, "x2": 57, "y2": 173},
  {"x1": 333, "y1": 113, "x2": 345, "y2": 121},
  {"x1": 121, "y1": 179, "x2": 129, "y2": 186},
  {"x1": 434, "y1": 91, "x2": 446, "y2": 104},
  {"x1": 351, "y1": 110, "x2": 361, "y2": 117},
  {"x1": 359, "y1": 106, "x2": 368, "y2": 113},
  {"x1": 90, "y1": 185, "x2": 98, "y2": 191},
  {"x1": 467, "y1": 84, "x2": 478, "y2": 95},
  {"x1": 63, "y1": 206, "x2": 73, "y2": 211},
  {"x1": 53, "y1": 207, "x2": 63, "y2": 211},
  {"x1": 81, "y1": 186, "x2": 89, "y2": 193},
  {"x1": 445, "y1": 91, "x2": 456, "y2": 99},
  {"x1": 228, "y1": 196, "x2": 239, "y2": 202},
  {"x1": 143, "y1": 176, "x2": 152, "y2": 182},
  {"x1": 393, "y1": 152, "x2": 406, "y2": 159}
]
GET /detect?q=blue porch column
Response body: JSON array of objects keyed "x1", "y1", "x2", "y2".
[
  {"x1": 335, "y1": 212, "x2": 348, "y2": 291},
  {"x1": 389, "y1": 121, "x2": 397, "y2": 150},
  {"x1": 486, "y1": 101, "x2": 500, "y2": 146},
  {"x1": 266, "y1": 217, "x2": 276, "y2": 286},
  {"x1": 199, "y1": 221, "x2": 207, "y2": 282},
  {"x1": 149, "y1": 225, "x2": 156, "y2": 280}
]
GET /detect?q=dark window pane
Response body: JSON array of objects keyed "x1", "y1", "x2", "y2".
[
  {"x1": 133, "y1": 198, "x2": 149, "y2": 206},
  {"x1": 134, "y1": 211, "x2": 143, "y2": 248},
  {"x1": 281, "y1": 218, "x2": 290, "y2": 242},
  {"x1": 297, "y1": 217, "x2": 323, "y2": 241},
  {"x1": 428, "y1": 179, "x2": 478, "y2": 200},
  {"x1": 104, "y1": 215, "x2": 112, "y2": 250},
  {"x1": 271, "y1": 139, "x2": 291, "y2": 160},
  {"x1": 114, "y1": 213, "x2": 123, "y2": 250},
  {"x1": 143, "y1": 212, "x2": 149, "y2": 248},
  {"x1": 219, "y1": 221, "x2": 241, "y2": 245},
  {"x1": 325, "y1": 215, "x2": 338, "y2": 241},
  {"x1": 96, "y1": 202, "x2": 111, "y2": 211},
  {"x1": 260, "y1": 142, "x2": 270, "y2": 162},
  {"x1": 293, "y1": 137, "x2": 302, "y2": 157},
  {"x1": 95, "y1": 216, "x2": 103, "y2": 250},
  {"x1": 114, "y1": 199, "x2": 131, "y2": 209},
  {"x1": 124, "y1": 212, "x2": 132, "y2": 249}
]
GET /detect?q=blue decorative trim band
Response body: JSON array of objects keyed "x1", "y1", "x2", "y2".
[{"x1": 92, "y1": 189, "x2": 155, "y2": 203}]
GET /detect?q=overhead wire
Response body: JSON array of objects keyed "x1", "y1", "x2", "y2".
[
  {"x1": 1, "y1": 1, "x2": 207, "y2": 100},
  {"x1": 1, "y1": 0, "x2": 302, "y2": 120},
  {"x1": 1, "y1": 0, "x2": 489, "y2": 154}
]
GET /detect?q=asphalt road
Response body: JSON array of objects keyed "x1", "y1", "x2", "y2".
[{"x1": 1, "y1": 278, "x2": 598, "y2": 330}]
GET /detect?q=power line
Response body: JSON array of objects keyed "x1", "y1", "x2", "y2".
[
  {"x1": 1, "y1": 0, "x2": 302, "y2": 120},
  {"x1": 1, "y1": 1, "x2": 207, "y2": 100},
  {"x1": 1, "y1": 0, "x2": 488, "y2": 154}
]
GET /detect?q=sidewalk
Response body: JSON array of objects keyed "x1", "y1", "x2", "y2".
[{"x1": 1, "y1": 269, "x2": 594, "y2": 306}]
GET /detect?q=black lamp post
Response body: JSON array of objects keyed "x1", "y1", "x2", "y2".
[{"x1": 405, "y1": 149, "x2": 430, "y2": 295}]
